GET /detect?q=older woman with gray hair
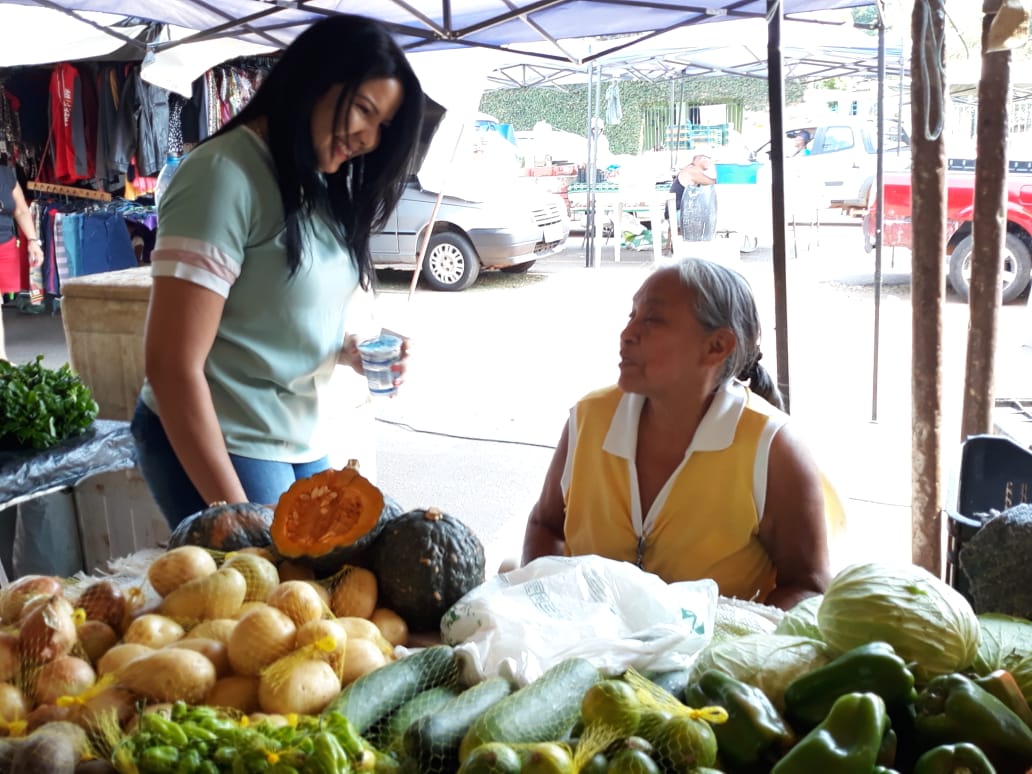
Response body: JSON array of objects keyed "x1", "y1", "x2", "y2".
[{"x1": 521, "y1": 258, "x2": 831, "y2": 609}]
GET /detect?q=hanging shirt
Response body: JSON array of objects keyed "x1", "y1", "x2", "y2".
[
  {"x1": 0, "y1": 165, "x2": 16, "y2": 242},
  {"x1": 48, "y1": 63, "x2": 92, "y2": 183},
  {"x1": 140, "y1": 126, "x2": 359, "y2": 463},
  {"x1": 561, "y1": 381, "x2": 783, "y2": 601}
]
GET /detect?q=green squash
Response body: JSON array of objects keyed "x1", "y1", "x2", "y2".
[
  {"x1": 371, "y1": 507, "x2": 486, "y2": 632},
  {"x1": 167, "y1": 502, "x2": 273, "y2": 552}
]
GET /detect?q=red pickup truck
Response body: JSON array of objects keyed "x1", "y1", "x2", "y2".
[{"x1": 863, "y1": 167, "x2": 1032, "y2": 303}]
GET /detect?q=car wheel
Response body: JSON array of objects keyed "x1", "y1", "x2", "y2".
[
  {"x1": 421, "y1": 232, "x2": 480, "y2": 291},
  {"x1": 500, "y1": 260, "x2": 536, "y2": 274},
  {"x1": 948, "y1": 233, "x2": 1032, "y2": 304}
]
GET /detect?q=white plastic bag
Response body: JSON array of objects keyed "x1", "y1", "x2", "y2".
[{"x1": 441, "y1": 554, "x2": 718, "y2": 684}]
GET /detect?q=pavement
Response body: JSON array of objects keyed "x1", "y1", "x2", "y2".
[{"x1": 5, "y1": 216, "x2": 1032, "y2": 579}]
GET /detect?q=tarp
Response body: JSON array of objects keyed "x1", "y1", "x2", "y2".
[{"x1": 0, "y1": 1, "x2": 877, "y2": 80}]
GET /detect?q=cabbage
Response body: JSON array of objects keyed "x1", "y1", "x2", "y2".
[
  {"x1": 774, "y1": 595, "x2": 823, "y2": 640},
  {"x1": 713, "y1": 597, "x2": 781, "y2": 641},
  {"x1": 817, "y1": 562, "x2": 980, "y2": 679},
  {"x1": 689, "y1": 634, "x2": 833, "y2": 710},
  {"x1": 972, "y1": 613, "x2": 1032, "y2": 676},
  {"x1": 1012, "y1": 653, "x2": 1032, "y2": 704}
]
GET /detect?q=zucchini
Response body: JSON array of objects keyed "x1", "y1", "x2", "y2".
[
  {"x1": 374, "y1": 685, "x2": 460, "y2": 754},
  {"x1": 323, "y1": 644, "x2": 460, "y2": 734},
  {"x1": 403, "y1": 676, "x2": 514, "y2": 773},
  {"x1": 459, "y1": 658, "x2": 600, "y2": 762}
]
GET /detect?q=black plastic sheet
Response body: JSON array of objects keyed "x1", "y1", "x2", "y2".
[{"x1": 0, "y1": 419, "x2": 136, "y2": 508}]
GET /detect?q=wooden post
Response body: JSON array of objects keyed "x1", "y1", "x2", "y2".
[{"x1": 910, "y1": 0, "x2": 948, "y2": 577}]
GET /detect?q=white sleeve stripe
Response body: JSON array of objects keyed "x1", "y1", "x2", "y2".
[
  {"x1": 151, "y1": 260, "x2": 232, "y2": 298},
  {"x1": 560, "y1": 409, "x2": 577, "y2": 499},
  {"x1": 154, "y1": 236, "x2": 240, "y2": 278},
  {"x1": 753, "y1": 415, "x2": 788, "y2": 522}
]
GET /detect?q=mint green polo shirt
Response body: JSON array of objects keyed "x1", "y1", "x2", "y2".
[{"x1": 141, "y1": 126, "x2": 358, "y2": 462}]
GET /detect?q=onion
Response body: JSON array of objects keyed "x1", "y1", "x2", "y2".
[
  {"x1": 77, "y1": 620, "x2": 119, "y2": 665},
  {"x1": 76, "y1": 582, "x2": 128, "y2": 633},
  {"x1": 0, "y1": 632, "x2": 20, "y2": 683},
  {"x1": 25, "y1": 703, "x2": 74, "y2": 732},
  {"x1": 75, "y1": 686, "x2": 136, "y2": 731},
  {"x1": 0, "y1": 683, "x2": 29, "y2": 721},
  {"x1": 19, "y1": 595, "x2": 78, "y2": 663},
  {"x1": 0, "y1": 575, "x2": 63, "y2": 623},
  {"x1": 32, "y1": 655, "x2": 96, "y2": 705}
]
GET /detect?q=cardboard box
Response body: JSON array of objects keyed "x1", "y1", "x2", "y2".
[{"x1": 61, "y1": 266, "x2": 152, "y2": 421}]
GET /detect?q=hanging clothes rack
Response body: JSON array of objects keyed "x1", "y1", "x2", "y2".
[{"x1": 27, "y1": 182, "x2": 112, "y2": 202}]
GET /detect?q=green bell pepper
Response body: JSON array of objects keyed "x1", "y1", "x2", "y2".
[
  {"x1": 771, "y1": 692, "x2": 888, "y2": 774},
  {"x1": 915, "y1": 673, "x2": 1032, "y2": 771},
  {"x1": 912, "y1": 743, "x2": 997, "y2": 774},
  {"x1": 683, "y1": 669, "x2": 796, "y2": 771},
  {"x1": 783, "y1": 641, "x2": 916, "y2": 729},
  {"x1": 974, "y1": 670, "x2": 1032, "y2": 730}
]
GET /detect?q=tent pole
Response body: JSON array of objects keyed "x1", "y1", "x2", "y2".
[
  {"x1": 766, "y1": 0, "x2": 791, "y2": 412},
  {"x1": 962, "y1": 3, "x2": 1011, "y2": 440},
  {"x1": 585, "y1": 61, "x2": 595, "y2": 268},
  {"x1": 910, "y1": 0, "x2": 947, "y2": 577},
  {"x1": 871, "y1": 17, "x2": 886, "y2": 422},
  {"x1": 409, "y1": 122, "x2": 469, "y2": 301}
]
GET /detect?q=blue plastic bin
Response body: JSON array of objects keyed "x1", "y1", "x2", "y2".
[{"x1": 715, "y1": 163, "x2": 761, "y2": 185}]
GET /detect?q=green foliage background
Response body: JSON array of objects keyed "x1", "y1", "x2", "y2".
[{"x1": 480, "y1": 77, "x2": 807, "y2": 155}]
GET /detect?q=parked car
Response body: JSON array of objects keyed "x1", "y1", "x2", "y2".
[
  {"x1": 863, "y1": 164, "x2": 1032, "y2": 303},
  {"x1": 370, "y1": 177, "x2": 570, "y2": 291},
  {"x1": 756, "y1": 120, "x2": 910, "y2": 212}
]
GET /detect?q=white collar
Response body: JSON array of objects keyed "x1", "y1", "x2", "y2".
[{"x1": 602, "y1": 380, "x2": 747, "y2": 459}]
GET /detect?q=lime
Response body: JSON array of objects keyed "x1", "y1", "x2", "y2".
[
  {"x1": 580, "y1": 679, "x2": 642, "y2": 736},
  {"x1": 607, "y1": 748, "x2": 661, "y2": 774},
  {"x1": 520, "y1": 742, "x2": 574, "y2": 774},
  {"x1": 457, "y1": 742, "x2": 522, "y2": 774}
]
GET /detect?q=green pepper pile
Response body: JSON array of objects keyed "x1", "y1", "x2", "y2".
[{"x1": 111, "y1": 702, "x2": 387, "y2": 774}]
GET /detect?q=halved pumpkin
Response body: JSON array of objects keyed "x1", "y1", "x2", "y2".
[{"x1": 271, "y1": 460, "x2": 384, "y2": 562}]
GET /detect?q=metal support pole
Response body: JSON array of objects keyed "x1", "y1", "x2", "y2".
[
  {"x1": 766, "y1": 0, "x2": 791, "y2": 412},
  {"x1": 871, "y1": 21, "x2": 886, "y2": 422},
  {"x1": 962, "y1": 3, "x2": 1011, "y2": 441},
  {"x1": 910, "y1": 0, "x2": 948, "y2": 577}
]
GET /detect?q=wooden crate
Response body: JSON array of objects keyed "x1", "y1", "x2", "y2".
[
  {"x1": 60, "y1": 267, "x2": 152, "y2": 421},
  {"x1": 73, "y1": 467, "x2": 168, "y2": 573}
]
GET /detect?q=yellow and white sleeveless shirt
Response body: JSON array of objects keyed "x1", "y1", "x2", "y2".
[{"x1": 561, "y1": 380, "x2": 785, "y2": 602}]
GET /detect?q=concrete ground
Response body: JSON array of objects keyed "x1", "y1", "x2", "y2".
[{"x1": 5, "y1": 216, "x2": 1032, "y2": 579}]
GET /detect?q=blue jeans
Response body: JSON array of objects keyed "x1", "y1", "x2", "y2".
[{"x1": 131, "y1": 399, "x2": 329, "y2": 530}]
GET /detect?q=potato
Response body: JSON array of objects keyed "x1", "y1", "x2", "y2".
[
  {"x1": 234, "y1": 601, "x2": 268, "y2": 620},
  {"x1": 117, "y1": 648, "x2": 217, "y2": 704},
  {"x1": 227, "y1": 606, "x2": 297, "y2": 677},
  {"x1": 330, "y1": 567, "x2": 377, "y2": 619},
  {"x1": 294, "y1": 619, "x2": 348, "y2": 672},
  {"x1": 161, "y1": 567, "x2": 247, "y2": 623},
  {"x1": 170, "y1": 638, "x2": 230, "y2": 678},
  {"x1": 258, "y1": 659, "x2": 340, "y2": 715},
  {"x1": 76, "y1": 620, "x2": 119, "y2": 665},
  {"x1": 276, "y1": 560, "x2": 315, "y2": 582},
  {"x1": 337, "y1": 616, "x2": 394, "y2": 656},
  {"x1": 187, "y1": 618, "x2": 237, "y2": 645},
  {"x1": 339, "y1": 637, "x2": 387, "y2": 686},
  {"x1": 96, "y1": 643, "x2": 153, "y2": 676},
  {"x1": 371, "y1": 608, "x2": 409, "y2": 647},
  {"x1": 206, "y1": 675, "x2": 260, "y2": 714},
  {"x1": 123, "y1": 614, "x2": 185, "y2": 648},
  {"x1": 222, "y1": 553, "x2": 279, "y2": 603},
  {"x1": 266, "y1": 581, "x2": 326, "y2": 627},
  {"x1": 147, "y1": 546, "x2": 217, "y2": 597}
]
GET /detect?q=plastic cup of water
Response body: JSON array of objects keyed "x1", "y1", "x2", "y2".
[{"x1": 357, "y1": 333, "x2": 403, "y2": 397}]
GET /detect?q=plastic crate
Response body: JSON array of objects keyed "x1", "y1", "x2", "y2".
[
  {"x1": 945, "y1": 434, "x2": 1032, "y2": 601},
  {"x1": 715, "y1": 163, "x2": 761, "y2": 185}
]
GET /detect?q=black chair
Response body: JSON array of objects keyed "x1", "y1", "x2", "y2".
[{"x1": 945, "y1": 434, "x2": 1032, "y2": 602}]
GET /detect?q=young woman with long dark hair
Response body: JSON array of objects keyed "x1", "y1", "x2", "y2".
[{"x1": 132, "y1": 15, "x2": 426, "y2": 528}]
